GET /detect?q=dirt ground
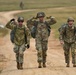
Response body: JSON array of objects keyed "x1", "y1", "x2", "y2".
[{"x1": 0, "y1": 10, "x2": 76, "y2": 75}]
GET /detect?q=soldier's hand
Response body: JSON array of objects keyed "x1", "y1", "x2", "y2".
[
  {"x1": 10, "y1": 18, "x2": 15, "y2": 22},
  {"x1": 46, "y1": 16, "x2": 52, "y2": 19},
  {"x1": 27, "y1": 44, "x2": 30, "y2": 49}
]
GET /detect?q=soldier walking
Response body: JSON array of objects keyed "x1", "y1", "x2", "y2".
[
  {"x1": 20, "y1": 1, "x2": 24, "y2": 10},
  {"x1": 27, "y1": 12, "x2": 56, "y2": 68},
  {"x1": 59, "y1": 17, "x2": 76, "y2": 67},
  {"x1": 6, "y1": 17, "x2": 30, "y2": 70}
]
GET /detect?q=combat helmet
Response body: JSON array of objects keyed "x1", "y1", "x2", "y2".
[
  {"x1": 36, "y1": 12, "x2": 45, "y2": 18},
  {"x1": 17, "y1": 17, "x2": 24, "y2": 22},
  {"x1": 67, "y1": 17, "x2": 74, "y2": 22}
]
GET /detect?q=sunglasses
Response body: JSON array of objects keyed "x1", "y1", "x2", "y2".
[{"x1": 18, "y1": 21, "x2": 24, "y2": 22}]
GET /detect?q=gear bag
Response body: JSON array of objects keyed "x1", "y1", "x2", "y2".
[
  {"x1": 31, "y1": 21, "x2": 51, "y2": 38},
  {"x1": 10, "y1": 26, "x2": 27, "y2": 43}
]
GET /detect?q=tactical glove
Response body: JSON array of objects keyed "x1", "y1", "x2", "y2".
[
  {"x1": 27, "y1": 44, "x2": 30, "y2": 49},
  {"x1": 10, "y1": 18, "x2": 15, "y2": 22}
]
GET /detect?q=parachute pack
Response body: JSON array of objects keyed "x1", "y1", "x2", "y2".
[{"x1": 31, "y1": 21, "x2": 51, "y2": 38}]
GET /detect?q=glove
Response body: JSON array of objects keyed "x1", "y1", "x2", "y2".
[
  {"x1": 10, "y1": 18, "x2": 15, "y2": 22},
  {"x1": 27, "y1": 44, "x2": 30, "y2": 49}
]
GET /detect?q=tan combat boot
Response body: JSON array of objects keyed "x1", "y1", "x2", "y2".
[
  {"x1": 19, "y1": 63, "x2": 23, "y2": 70},
  {"x1": 73, "y1": 64, "x2": 76, "y2": 67},
  {"x1": 17, "y1": 62, "x2": 20, "y2": 69},
  {"x1": 43, "y1": 62, "x2": 46, "y2": 68},
  {"x1": 66, "y1": 63, "x2": 70, "y2": 67},
  {"x1": 38, "y1": 62, "x2": 42, "y2": 68}
]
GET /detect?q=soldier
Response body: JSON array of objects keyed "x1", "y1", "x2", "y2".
[
  {"x1": 20, "y1": 1, "x2": 24, "y2": 10},
  {"x1": 27, "y1": 12, "x2": 56, "y2": 68},
  {"x1": 6, "y1": 17, "x2": 30, "y2": 70},
  {"x1": 59, "y1": 17, "x2": 76, "y2": 67}
]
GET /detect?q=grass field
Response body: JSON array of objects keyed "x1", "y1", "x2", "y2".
[
  {"x1": 0, "y1": 0, "x2": 76, "y2": 11},
  {"x1": 0, "y1": 0, "x2": 76, "y2": 38}
]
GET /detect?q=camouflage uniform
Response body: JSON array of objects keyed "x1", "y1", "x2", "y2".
[
  {"x1": 27, "y1": 12, "x2": 56, "y2": 68},
  {"x1": 6, "y1": 19, "x2": 30, "y2": 69},
  {"x1": 59, "y1": 17, "x2": 76, "y2": 67}
]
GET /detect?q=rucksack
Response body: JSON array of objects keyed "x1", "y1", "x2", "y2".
[
  {"x1": 31, "y1": 21, "x2": 51, "y2": 38},
  {"x1": 10, "y1": 26, "x2": 27, "y2": 44}
]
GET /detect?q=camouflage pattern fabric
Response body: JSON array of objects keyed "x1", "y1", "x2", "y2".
[
  {"x1": 6, "y1": 21, "x2": 30, "y2": 64},
  {"x1": 63, "y1": 41, "x2": 75, "y2": 64},
  {"x1": 27, "y1": 17, "x2": 56, "y2": 63},
  {"x1": 59, "y1": 23, "x2": 76, "y2": 64},
  {"x1": 14, "y1": 44, "x2": 25, "y2": 63}
]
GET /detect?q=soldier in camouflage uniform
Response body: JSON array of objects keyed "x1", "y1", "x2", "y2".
[
  {"x1": 27, "y1": 12, "x2": 56, "y2": 68},
  {"x1": 6, "y1": 17, "x2": 30, "y2": 70},
  {"x1": 59, "y1": 17, "x2": 76, "y2": 67}
]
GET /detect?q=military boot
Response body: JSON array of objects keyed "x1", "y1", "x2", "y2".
[
  {"x1": 73, "y1": 64, "x2": 76, "y2": 67},
  {"x1": 66, "y1": 63, "x2": 70, "y2": 67},
  {"x1": 19, "y1": 63, "x2": 23, "y2": 70},
  {"x1": 17, "y1": 62, "x2": 20, "y2": 69},
  {"x1": 43, "y1": 62, "x2": 46, "y2": 68},
  {"x1": 38, "y1": 62, "x2": 42, "y2": 68}
]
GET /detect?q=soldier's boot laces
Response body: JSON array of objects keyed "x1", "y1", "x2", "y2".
[
  {"x1": 19, "y1": 63, "x2": 23, "y2": 70},
  {"x1": 66, "y1": 63, "x2": 70, "y2": 67},
  {"x1": 17, "y1": 62, "x2": 20, "y2": 69},
  {"x1": 43, "y1": 62, "x2": 46, "y2": 68},
  {"x1": 73, "y1": 64, "x2": 76, "y2": 67},
  {"x1": 38, "y1": 62, "x2": 42, "y2": 68}
]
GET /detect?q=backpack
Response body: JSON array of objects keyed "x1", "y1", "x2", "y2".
[
  {"x1": 31, "y1": 21, "x2": 51, "y2": 38},
  {"x1": 10, "y1": 26, "x2": 27, "y2": 44}
]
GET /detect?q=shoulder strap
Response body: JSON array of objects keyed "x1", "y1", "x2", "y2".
[
  {"x1": 34, "y1": 21, "x2": 38, "y2": 27},
  {"x1": 24, "y1": 27, "x2": 27, "y2": 44}
]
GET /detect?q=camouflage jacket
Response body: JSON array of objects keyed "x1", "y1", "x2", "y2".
[
  {"x1": 59, "y1": 23, "x2": 76, "y2": 43},
  {"x1": 27, "y1": 17, "x2": 56, "y2": 39},
  {"x1": 6, "y1": 21, "x2": 30, "y2": 46}
]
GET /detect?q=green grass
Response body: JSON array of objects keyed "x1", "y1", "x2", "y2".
[
  {"x1": 0, "y1": 0, "x2": 76, "y2": 11},
  {"x1": 0, "y1": 0, "x2": 76, "y2": 38}
]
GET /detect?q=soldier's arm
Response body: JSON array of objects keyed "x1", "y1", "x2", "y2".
[
  {"x1": 25, "y1": 27, "x2": 31, "y2": 45},
  {"x1": 27, "y1": 17, "x2": 36, "y2": 30},
  {"x1": 47, "y1": 16, "x2": 57, "y2": 25},
  {"x1": 59, "y1": 27, "x2": 65, "y2": 45},
  {"x1": 6, "y1": 20, "x2": 16, "y2": 30}
]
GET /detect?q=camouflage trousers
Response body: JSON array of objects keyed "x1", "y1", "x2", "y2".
[
  {"x1": 37, "y1": 50, "x2": 47, "y2": 63},
  {"x1": 63, "y1": 41, "x2": 76, "y2": 64},
  {"x1": 35, "y1": 38, "x2": 48, "y2": 63},
  {"x1": 13, "y1": 44, "x2": 26, "y2": 63}
]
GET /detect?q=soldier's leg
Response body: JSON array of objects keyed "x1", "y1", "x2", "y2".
[
  {"x1": 42, "y1": 50, "x2": 47, "y2": 67},
  {"x1": 71, "y1": 43, "x2": 76, "y2": 67},
  {"x1": 63, "y1": 42, "x2": 70, "y2": 67},
  {"x1": 37, "y1": 50, "x2": 42, "y2": 68},
  {"x1": 13, "y1": 44, "x2": 20, "y2": 69},
  {"x1": 35, "y1": 38, "x2": 43, "y2": 68},
  {"x1": 18, "y1": 44, "x2": 26, "y2": 69},
  {"x1": 42, "y1": 40, "x2": 48, "y2": 67}
]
